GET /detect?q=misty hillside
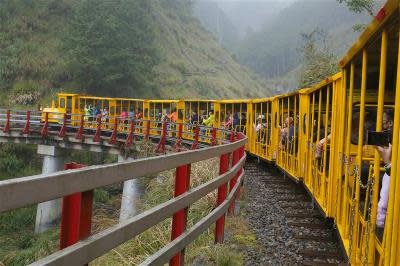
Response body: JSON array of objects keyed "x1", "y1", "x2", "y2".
[
  {"x1": 214, "y1": 0, "x2": 289, "y2": 39},
  {"x1": 194, "y1": 0, "x2": 288, "y2": 45},
  {"x1": 192, "y1": 1, "x2": 240, "y2": 51},
  {"x1": 237, "y1": 0, "x2": 371, "y2": 81},
  {"x1": 0, "y1": 0, "x2": 272, "y2": 108}
]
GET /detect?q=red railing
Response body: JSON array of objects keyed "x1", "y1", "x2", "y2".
[{"x1": 0, "y1": 109, "x2": 247, "y2": 266}]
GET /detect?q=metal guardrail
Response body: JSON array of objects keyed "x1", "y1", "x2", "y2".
[{"x1": 0, "y1": 109, "x2": 247, "y2": 266}]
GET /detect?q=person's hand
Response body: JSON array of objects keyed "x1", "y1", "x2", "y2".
[{"x1": 377, "y1": 143, "x2": 392, "y2": 165}]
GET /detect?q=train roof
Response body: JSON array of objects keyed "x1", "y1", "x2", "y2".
[
  {"x1": 299, "y1": 72, "x2": 342, "y2": 94},
  {"x1": 251, "y1": 97, "x2": 274, "y2": 103}
]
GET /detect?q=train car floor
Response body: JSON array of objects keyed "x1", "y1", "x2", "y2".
[{"x1": 242, "y1": 158, "x2": 346, "y2": 266}]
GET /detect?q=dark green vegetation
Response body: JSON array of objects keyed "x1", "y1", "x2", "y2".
[
  {"x1": 338, "y1": 0, "x2": 377, "y2": 16},
  {"x1": 0, "y1": 146, "x2": 119, "y2": 265},
  {"x1": 0, "y1": 0, "x2": 270, "y2": 106},
  {"x1": 298, "y1": 29, "x2": 338, "y2": 88}
]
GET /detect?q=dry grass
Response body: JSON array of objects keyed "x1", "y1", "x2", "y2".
[{"x1": 90, "y1": 156, "x2": 244, "y2": 266}]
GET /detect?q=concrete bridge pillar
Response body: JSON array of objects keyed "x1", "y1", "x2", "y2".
[
  {"x1": 119, "y1": 155, "x2": 139, "y2": 222},
  {"x1": 35, "y1": 145, "x2": 65, "y2": 233}
]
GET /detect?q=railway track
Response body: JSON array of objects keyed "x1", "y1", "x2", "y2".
[{"x1": 242, "y1": 158, "x2": 345, "y2": 266}]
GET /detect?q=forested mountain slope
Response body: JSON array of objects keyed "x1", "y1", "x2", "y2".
[{"x1": 0, "y1": 0, "x2": 271, "y2": 108}]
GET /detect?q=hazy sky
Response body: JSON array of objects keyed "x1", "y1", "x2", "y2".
[{"x1": 214, "y1": 0, "x2": 295, "y2": 2}]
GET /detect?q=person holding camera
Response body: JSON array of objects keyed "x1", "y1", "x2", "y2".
[{"x1": 376, "y1": 109, "x2": 394, "y2": 229}]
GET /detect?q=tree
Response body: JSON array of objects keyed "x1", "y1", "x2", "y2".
[
  {"x1": 337, "y1": 0, "x2": 377, "y2": 31},
  {"x1": 298, "y1": 28, "x2": 338, "y2": 88},
  {"x1": 64, "y1": 0, "x2": 159, "y2": 96},
  {"x1": 337, "y1": 0, "x2": 376, "y2": 16}
]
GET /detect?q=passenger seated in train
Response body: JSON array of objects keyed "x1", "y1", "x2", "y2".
[
  {"x1": 233, "y1": 113, "x2": 240, "y2": 131},
  {"x1": 169, "y1": 108, "x2": 177, "y2": 123},
  {"x1": 201, "y1": 111, "x2": 214, "y2": 136},
  {"x1": 240, "y1": 113, "x2": 247, "y2": 132},
  {"x1": 279, "y1": 116, "x2": 294, "y2": 150},
  {"x1": 136, "y1": 108, "x2": 143, "y2": 120},
  {"x1": 102, "y1": 108, "x2": 109, "y2": 124},
  {"x1": 190, "y1": 111, "x2": 198, "y2": 124},
  {"x1": 255, "y1": 115, "x2": 265, "y2": 133},
  {"x1": 223, "y1": 111, "x2": 233, "y2": 129},
  {"x1": 129, "y1": 109, "x2": 135, "y2": 121},
  {"x1": 315, "y1": 134, "x2": 331, "y2": 159}
]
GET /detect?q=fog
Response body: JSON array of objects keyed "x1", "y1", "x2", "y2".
[{"x1": 193, "y1": 0, "x2": 371, "y2": 89}]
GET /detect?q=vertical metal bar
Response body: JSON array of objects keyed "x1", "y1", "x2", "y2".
[
  {"x1": 170, "y1": 164, "x2": 189, "y2": 266},
  {"x1": 3, "y1": 110, "x2": 10, "y2": 133},
  {"x1": 322, "y1": 86, "x2": 330, "y2": 206},
  {"x1": 41, "y1": 112, "x2": 49, "y2": 137},
  {"x1": 286, "y1": 97, "x2": 290, "y2": 169},
  {"x1": 125, "y1": 119, "x2": 135, "y2": 147},
  {"x1": 60, "y1": 192, "x2": 81, "y2": 249},
  {"x1": 352, "y1": 49, "x2": 368, "y2": 263},
  {"x1": 215, "y1": 153, "x2": 229, "y2": 243},
  {"x1": 337, "y1": 69, "x2": 347, "y2": 225},
  {"x1": 76, "y1": 114, "x2": 84, "y2": 140},
  {"x1": 109, "y1": 118, "x2": 119, "y2": 144},
  {"x1": 315, "y1": 90, "x2": 322, "y2": 194},
  {"x1": 211, "y1": 127, "x2": 217, "y2": 146},
  {"x1": 174, "y1": 123, "x2": 183, "y2": 151},
  {"x1": 387, "y1": 31, "x2": 400, "y2": 266},
  {"x1": 93, "y1": 115, "x2": 102, "y2": 142},
  {"x1": 266, "y1": 102, "x2": 270, "y2": 157},
  {"x1": 60, "y1": 163, "x2": 92, "y2": 251},
  {"x1": 228, "y1": 133, "x2": 240, "y2": 216},
  {"x1": 309, "y1": 94, "x2": 316, "y2": 187},
  {"x1": 191, "y1": 125, "x2": 199, "y2": 150},
  {"x1": 343, "y1": 63, "x2": 355, "y2": 239},
  {"x1": 23, "y1": 111, "x2": 31, "y2": 135},
  {"x1": 293, "y1": 96, "x2": 297, "y2": 173},
  {"x1": 156, "y1": 121, "x2": 167, "y2": 153},
  {"x1": 367, "y1": 30, "x2": 386, "y2": 264},
  {"x1": 58, "y1": 113, "x2": 67, "y2": 138},
  {"x1": 145, "y1": 120, "x2": 151, "y2": 140},
  {"x1": 280, "y1": 99, "x2": 284, "y2": 163}
]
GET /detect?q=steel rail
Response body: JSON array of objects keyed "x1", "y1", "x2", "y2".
[
  {"x1": 142, "y1": 171, "x2": 244, "y2": 266},
  {"x1": 28, "y1": 155, "x2": 246, "y2": 266},
  {"x1": 0, "y1": 136, "x2": 246, "y2": 212}
]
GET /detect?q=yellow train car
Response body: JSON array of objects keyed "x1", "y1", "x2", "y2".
[
  {"x1": 334, "y1": 0, "x2": 399, "y2": 264},
  {"x1": 299, "y1": 73, "x2": 342, "y2": 216},
  {"x1": 273, "y1": 92, "x2": 301, "y2": 181},
  {"x1": 249, "y1": 98, "x2": 274, "y2": 161}
]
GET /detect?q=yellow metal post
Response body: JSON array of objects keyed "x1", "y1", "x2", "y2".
[
  {"x1": 343, "y1": 63, "x2": 355, "y2": 242},
  {"x1": 387, "y1": 31, "x2": 400, "y2": 266},
  {"x1": 367, "y1": 30, "x2": 387, "y2": 264},
  {"x1": 322, "y1": 86, "x2": 330, "y2": 207},
  {"x1": 352, "y1": 49, "x2": 368, "y2": 264}
]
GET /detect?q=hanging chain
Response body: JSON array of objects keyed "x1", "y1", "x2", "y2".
[
  {"x1": 363, "y1": 166, "x2": 374, "y2": 265},
  {"x1": 311, "y1": 143, "x2": 317, "y2": 209},
  {"x1": 348, "y1": 159, "x2": 359, "y2": 264}
]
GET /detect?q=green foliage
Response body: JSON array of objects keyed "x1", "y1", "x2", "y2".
[
  {"x1": 64, "y1": 0, "x2": 159, "y2": 97},
  {"x1": 299, "y1": 29, "x2": 338, "y2": 88},
  {"x1": 94, "y1": 189, "x2": 111, "y2": 204},
  {"x1": 337, "y1": 0, "x2": 376, "y2": 16},
  {"x1": 0, "y1": 144, "x2": 40, "y2": 180}
]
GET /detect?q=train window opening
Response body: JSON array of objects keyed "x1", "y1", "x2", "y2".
[
  {"x1": 80, "y1": 99, "x2": 85, "y2": 111},
  {"x1": 60, "y1": 98, "x2": 65, "y2": 108}
]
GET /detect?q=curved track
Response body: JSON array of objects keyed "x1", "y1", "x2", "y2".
[{"x1": 242, "y1": 158, "x2": 345, "y2": 265}]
